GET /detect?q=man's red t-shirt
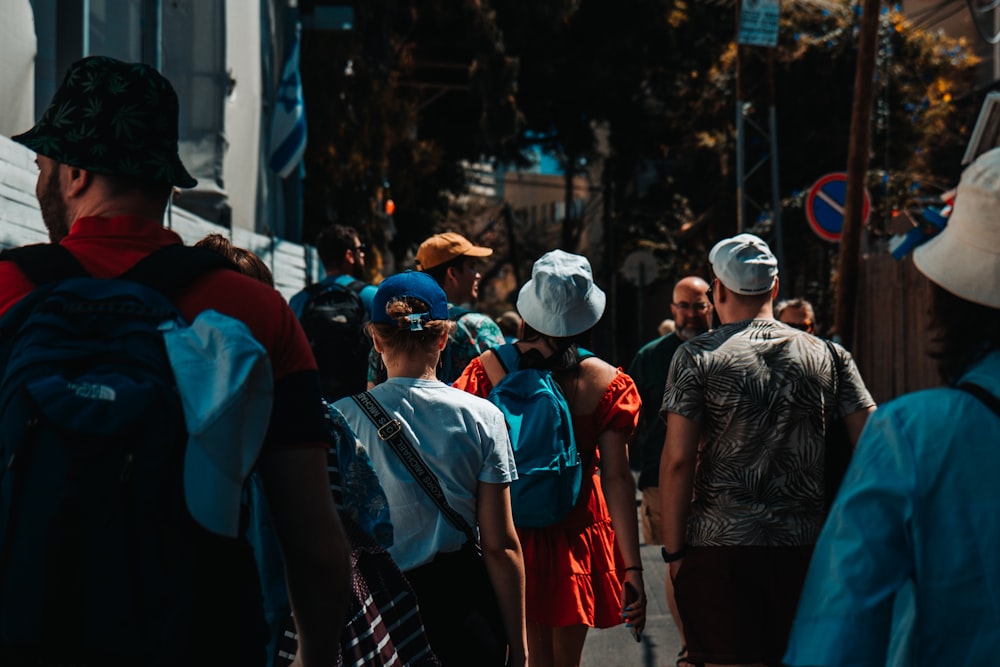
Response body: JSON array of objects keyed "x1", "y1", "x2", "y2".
[{"x1": 0, "y1": 216, "x2": 329, "y2": 449}]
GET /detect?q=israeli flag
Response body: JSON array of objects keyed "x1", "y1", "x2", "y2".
[{"x1": 269, "y1": 23, "x2": 307, "y2": 178}]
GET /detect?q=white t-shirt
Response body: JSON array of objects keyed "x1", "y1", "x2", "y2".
[{"x1": 334, "y1": 377, "x2": 516, "y2": 570}]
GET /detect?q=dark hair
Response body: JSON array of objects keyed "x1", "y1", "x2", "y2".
[
  {"x1": 315, "y1": 224, "x2": 361, "y2": 267},
  {"x1": 368, "y1": 297, "x2": 455, "y2": 358},
  {"x1": 421, "y1": 254, "x2": 466, "y2": 287},
  {"x1": 496, "y1": 311, "x2": 522, "y2": 338},
  {"x1": 775, "y1": 297, "x2": 815, "y2": 321},
  {"x1": 518, "y1": 322, "x2": 591, "y2": 372},
  {"x1": 195, "y1": 233, "x2": 274, "y2": 287},
  {"x1": 928, "y1": 282, "x2": 1000, "y2": 384}
]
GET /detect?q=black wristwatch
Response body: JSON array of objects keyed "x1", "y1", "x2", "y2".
[{"x1": 661, "y1": 545, "x2": 688, "y2": 563}]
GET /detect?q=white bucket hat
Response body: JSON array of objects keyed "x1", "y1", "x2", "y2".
[
  {"x1": 914, "y1": 146, "x2": 1000, "y2": 309},
  {"x1": 517, "y1": 250, "x2": 606, "y2": 337}
]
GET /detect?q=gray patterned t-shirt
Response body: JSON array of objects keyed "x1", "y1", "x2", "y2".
[{"x1": 661, "y1": 318, "x2": 875, "y2": 547}]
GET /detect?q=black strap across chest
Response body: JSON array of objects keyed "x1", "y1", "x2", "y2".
[
  {"x1": 958, "y1": 382, "x2": 1000, "y2": 420},
  {"x1": 1, "y1": 243, "x2": 236, "y2": 298},
  {"x1": 350, "y1": 391, "x2": 479, "y2": 548}
]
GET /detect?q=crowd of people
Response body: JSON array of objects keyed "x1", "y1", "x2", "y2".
[{"x1": 1, "y1": 54, "x2": 999, "y2": 667}]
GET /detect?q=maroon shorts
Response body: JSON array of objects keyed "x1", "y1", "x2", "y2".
[{"x1": 671, "y1": 545, "x2": 814, "y2": 665}]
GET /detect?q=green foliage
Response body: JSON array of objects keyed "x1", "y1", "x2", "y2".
[
  {"x1": 299, "y1": 0, "x2": 520, "y2": 268},
  {"x1": 298, "y1": 0, "x2": 980, "y2": 317},
  {"x1": 615, "y1": 2, "x2": 979, "y2": 303}
]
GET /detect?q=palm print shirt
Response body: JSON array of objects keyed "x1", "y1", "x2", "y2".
[{"x1": 661, "y1": 318, "x2": 875, "y2": 547}]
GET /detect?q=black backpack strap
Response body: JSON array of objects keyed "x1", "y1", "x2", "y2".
[
  {"x1": 344, "y1": 278, "x2": 367, "y2": 294},
  {"x1": 958, "y1": 382, "x2": 1000, "y2": 419},
  {"x1": 0, "y1": 244, "x2": 89, "y2": 285},
  {"x1": 304, "y1": 277, "x2": 364, "y2": 299},
  {"x1": 493, "y1": 344, "x2": 519, "y2": 375},
  {"x1": 120, "y1": 244, "x2": 237, "y2": 299}
]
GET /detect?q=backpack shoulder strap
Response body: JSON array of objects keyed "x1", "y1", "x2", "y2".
[
  {"x1": 0, "y1": 244, "x2": 89, "y2": 285},
  {"x1": 494, "y1": 344, "x2": 520, "y2": 374},
  {"x1": 305, "y1": 276, "x2": 362, "y2": 299},
  {"x1": 344, "y1": 278, "x2": 367, "y2": 294},
  {"x1": 120, "y1": 244, "x2": 237, "y2": 299},
  {"x1": 482, "y1": 344, "x2": 518, "y2": 387},
  {"x1": 958, "y1": 382, "x2": 1000, "y2": 420}
]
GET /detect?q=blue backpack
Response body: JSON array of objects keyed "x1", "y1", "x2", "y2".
[
  {"x1": 487, "y1": 344, "x2": 592, "y2": 528},
  {"x1": 0, "y1": 244, "x2": 269, "y2": 666}
]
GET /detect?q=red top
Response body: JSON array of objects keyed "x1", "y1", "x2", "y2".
[
  {"x1": 454, "y1": 357, "x2": 641, "y2": 627},
  {"x1": 0, "y1": 216, "x2": 330, "y2": 450}
]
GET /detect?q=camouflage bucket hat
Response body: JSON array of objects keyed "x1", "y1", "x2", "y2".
[{"x1": 12, "y1": 56, "x2": 196, "y2": 188}]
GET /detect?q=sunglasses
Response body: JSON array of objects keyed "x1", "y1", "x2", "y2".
[{"x1": 784, "y1": 321, "x2": 813, "y2": 332}]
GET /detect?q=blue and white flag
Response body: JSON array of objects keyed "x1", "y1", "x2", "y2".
[{"x1": 269, "y1": 23, "x2": 307, "y2": 178}]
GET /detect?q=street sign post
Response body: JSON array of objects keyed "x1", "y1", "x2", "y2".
[
  {"x1": 805, "y1": 172, "x2": 871, "y2": 243},
  {"x1": 621, "y1": 250, "x2": 658, "y2": 348},
  {"x1": 737, "y1": 0, "x2": 780, "y2": 47}
]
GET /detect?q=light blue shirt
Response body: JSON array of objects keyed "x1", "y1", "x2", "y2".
[
  {"x1": 334, "y1": 377, "x2": 516, "y2": 571},
  {"x1": 785, "y1": 350, "x2": 1000, "y2": 666}
]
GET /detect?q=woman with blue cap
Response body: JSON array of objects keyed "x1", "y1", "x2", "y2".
[{"x1": 334, "y1": 271, "x2": 527, "y2": 666}]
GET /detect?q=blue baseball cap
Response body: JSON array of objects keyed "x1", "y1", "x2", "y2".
[{"x1": 372, "y1": 271, "x2": 450, "y2": 327}]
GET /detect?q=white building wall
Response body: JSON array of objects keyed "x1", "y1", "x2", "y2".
[
  {"x1": 0, "y1": 136, "x2": 47, "y2": 249},
  {"x1": 0, "y1": 0, "x2": 37, "y2": 139},
  {"x1": 0, "y1": 135, "x2": 315, "y2": 301},
  {"x1": 224, "y1": 0, "x2": 264, "y2": 232}
]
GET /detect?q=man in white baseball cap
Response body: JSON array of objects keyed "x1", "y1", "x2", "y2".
[
  {"x1": 659, "y1": 232, "x2": 875, "y2": 666},
  {"x1": 786, "y1": 146, "x2": 1000, "y2": 666}
]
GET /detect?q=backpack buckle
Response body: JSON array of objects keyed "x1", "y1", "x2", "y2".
[{"x1": 377, "y1": 419, "x2": 402, "y2": 441}]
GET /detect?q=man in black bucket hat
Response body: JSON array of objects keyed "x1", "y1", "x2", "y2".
[
  {"x1": 12, "y1": 57, "x2": 197, "y2": 241},
  {"x1": 0, "y1": 57, "x2": 350, "y2": 666}
]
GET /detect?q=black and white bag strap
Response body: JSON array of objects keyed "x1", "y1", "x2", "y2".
[
  {"x1": 957, "y1": 382, "x2": 1000, "y2": 420},
  {"x1": 350, "y1": 391, "x2": 480, "y2": 548}
]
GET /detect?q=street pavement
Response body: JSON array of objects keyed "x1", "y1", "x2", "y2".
[{"x1": 581, "y1": 497, "x2": 684, "y2": 667}]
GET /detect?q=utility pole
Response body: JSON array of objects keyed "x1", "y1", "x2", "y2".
[
  {"x1": 734, "y1": 0, "x2": 783, "y2": 269},
  {"x1": 834, "y1": 0, "x2": 880, "y2": 350},
  {"x1": 735, "y1": 7, "x2": 745, "y2": 232}
]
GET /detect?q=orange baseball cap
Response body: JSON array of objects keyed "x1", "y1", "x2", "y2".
[{"x1": 415, "y1": 232, "x2": 493, "y2": 271}]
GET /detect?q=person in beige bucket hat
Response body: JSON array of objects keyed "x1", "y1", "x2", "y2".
[{"x1": 785, "y1": 146, "x2": 1000, "y2": 666}]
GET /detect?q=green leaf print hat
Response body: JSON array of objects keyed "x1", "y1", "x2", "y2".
[{"x1": 12, "y1": 56, "x2": 197, "y2": 188}]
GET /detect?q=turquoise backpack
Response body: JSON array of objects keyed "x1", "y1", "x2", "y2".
[{"x1": 487, "y1": 344, "x2": 592, "y2": 528}]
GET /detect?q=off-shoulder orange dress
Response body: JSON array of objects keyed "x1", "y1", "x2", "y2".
[{"x1": 453, "y1": 359, "x2": 641, "y2": 628}]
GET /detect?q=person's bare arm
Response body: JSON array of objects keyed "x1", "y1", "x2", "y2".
[
  {"x1": 659, "y1": 412, "x2": 700, "y2": 578},
  {"x1": 259, "y1": 446, "x2": 352, "y2": 667},
  {"x1": 599, "y1": 428, "x2": 647, "y2": 635},
  {"x1": 845, "y1": 406, "x2": 875, "y2": 446},
  {"x1": 477, "y1": 481, "x2": 527, "y2": 667}
]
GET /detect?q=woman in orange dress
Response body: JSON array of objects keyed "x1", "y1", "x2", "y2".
[{"x1": 454, "y1": 250, "x2": 646, "y2": 667}]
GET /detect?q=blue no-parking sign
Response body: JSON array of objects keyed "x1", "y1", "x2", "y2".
[{"x1": 805, "y1": 172, "x2": 871, "y2": 243}]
